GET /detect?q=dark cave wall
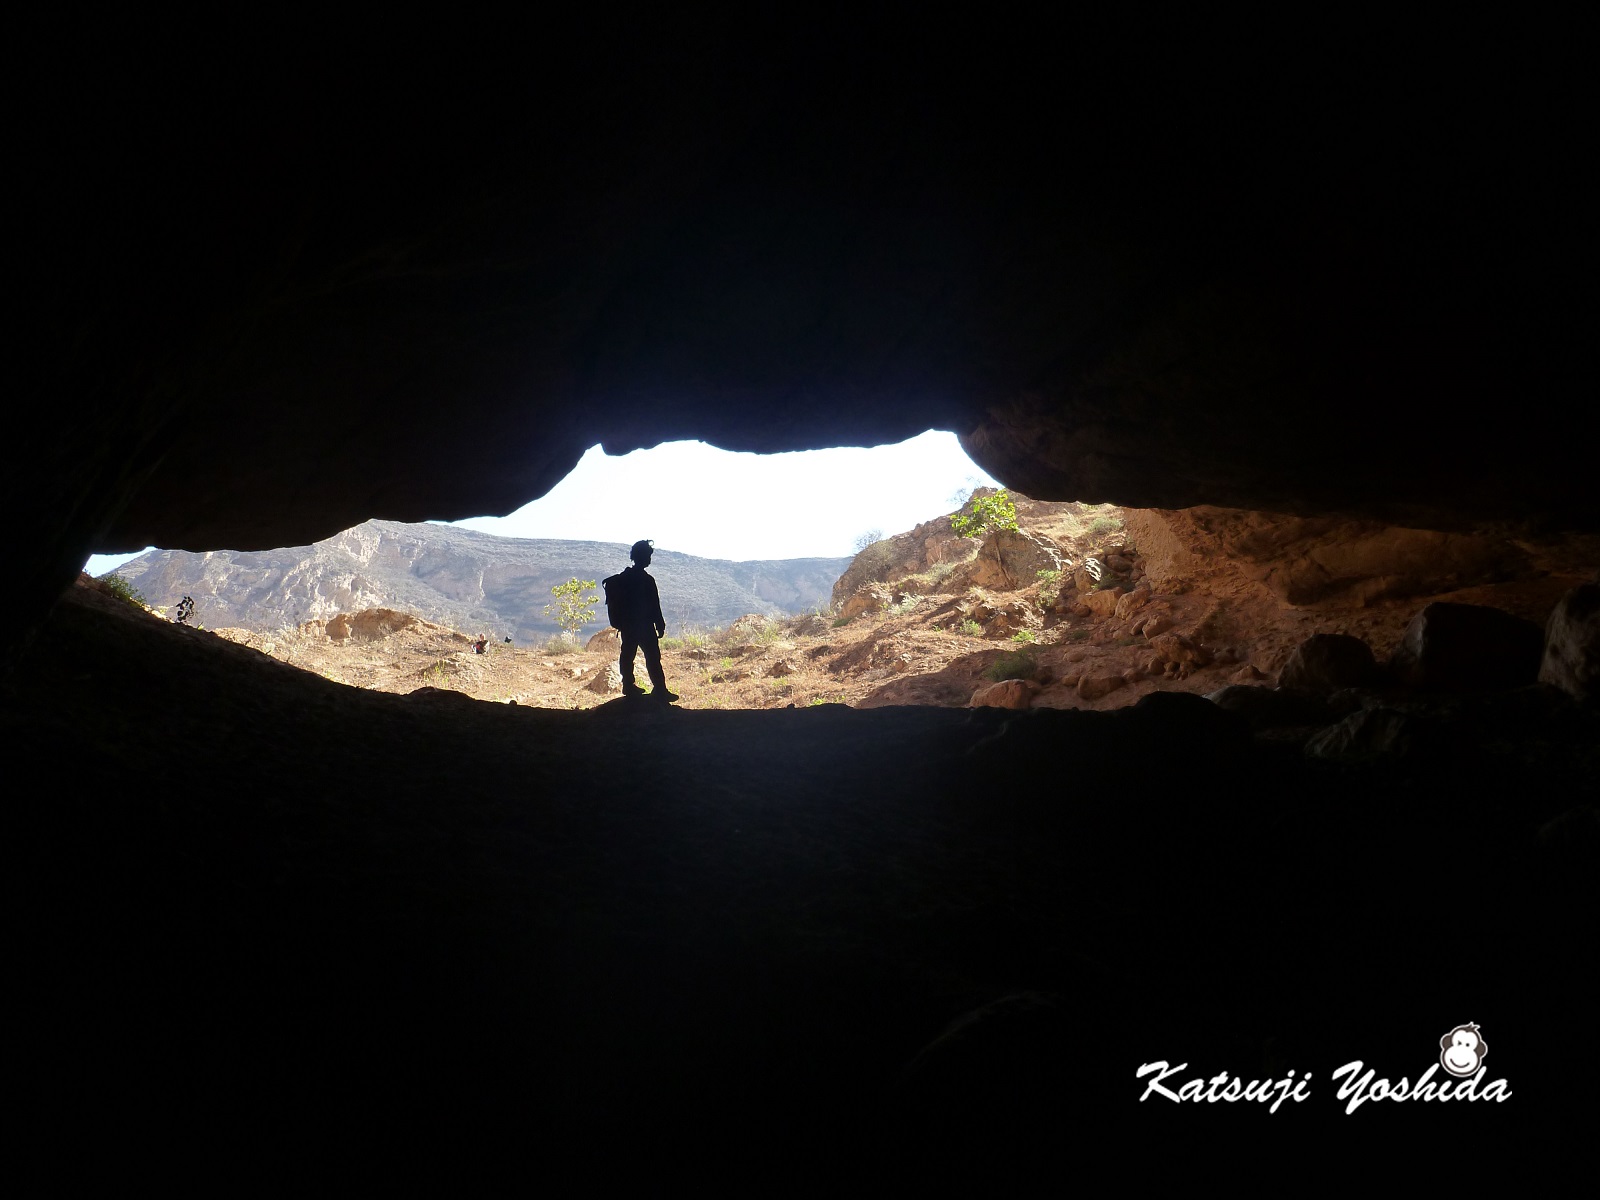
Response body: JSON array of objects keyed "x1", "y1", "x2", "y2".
[{"x1": 12, "y1": 16, "x2": 1594, "y2": 654}]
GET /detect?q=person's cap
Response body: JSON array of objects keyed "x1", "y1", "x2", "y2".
[{"x1": 630, "y1": 539, "x2": 654, "y2": 560}]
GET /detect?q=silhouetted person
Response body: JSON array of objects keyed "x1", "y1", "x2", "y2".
[
  {"x1": 174, "y1": 595, "x2": 194, "y2": 625},
  {"x1": 607, "y1": 540, "x2": 678, "y2": 702}
]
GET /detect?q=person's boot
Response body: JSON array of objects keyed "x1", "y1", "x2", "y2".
[
  {"x1": 622, "y1": 680, "x2": 646, "y2": 698},
  {"x1": 652, "y1": 685, "x2": 680, "y2": 702}
]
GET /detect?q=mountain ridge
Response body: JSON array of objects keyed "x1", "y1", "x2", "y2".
[{"x1": 107, "y1": 520, "x2": 851, "y2": 641}]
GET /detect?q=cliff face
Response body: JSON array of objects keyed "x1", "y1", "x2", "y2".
[{"x1": 110, "y1": 520, "x2": 849, "y2": 641}]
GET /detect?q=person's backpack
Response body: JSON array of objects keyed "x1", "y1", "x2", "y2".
[{"x1": 601, "y1": 572, "x2": 630, "y2": 630}]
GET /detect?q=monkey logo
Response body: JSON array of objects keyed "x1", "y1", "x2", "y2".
[{"x1": 1440, "y1": 1023, "x2": 1488, "y2": 1078}]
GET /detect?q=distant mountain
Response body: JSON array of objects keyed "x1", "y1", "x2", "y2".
[{"x1": 106, "y1": 521, "x2": 851, "y2": 641}]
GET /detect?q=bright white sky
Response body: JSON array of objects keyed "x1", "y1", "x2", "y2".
[{"x1": 85, "y1": 430, "x2": 999, "y2": 573}]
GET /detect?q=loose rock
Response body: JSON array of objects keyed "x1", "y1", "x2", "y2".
[
  {"x1": 1148, "y1": 632, "x2": 1210, "y2": 678},
  {"x1": 585, "y1": 627, "x2": 622, "y2": 653},
  {"x1": 1113, "y1": 584, "x2": 1152, "y2": 621},
  {"x1": 1081, "y1": 588, "x2": 1123, "y2": 619},
  {"x1": 839, "y1": 586, "x2": 892, "y2": 621},
  {"x1": 1278, "y1": 633, "x2": 1381, "y2": 692},
  {"x1": 970, "y1": 679, "x2": 1035, "y2": 709},
  {"x1": 1076, "y1": 673, "x2": 1125, "y2": 701},
  {"x1": 1539, "y1": 582, "x2": 1600, "y2": 702},
  {"x1": 1388, "y1": 602, "x2": 1544, "y2": 691}
]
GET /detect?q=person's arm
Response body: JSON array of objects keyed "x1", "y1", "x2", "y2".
[{"x1": 651, "y1": 578, "x2": 665, "y2": 636}]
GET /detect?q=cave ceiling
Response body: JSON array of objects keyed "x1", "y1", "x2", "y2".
[{"x1": 15, "y1": 16, "x2": 1594, "y2": 634}]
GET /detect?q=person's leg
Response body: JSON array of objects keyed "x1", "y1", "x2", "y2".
[
  {"x1": 620, "y1": 633, "x2": 644, "y2": 694},
  {"x1": 642, "y1": 635, "x2": 676, "y2": 699}
]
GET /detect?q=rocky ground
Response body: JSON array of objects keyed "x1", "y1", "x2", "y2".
[{"x1": 180, "y1": 495, "x2": 1596, "y2": 732}]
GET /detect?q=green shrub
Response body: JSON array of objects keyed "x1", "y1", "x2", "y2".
[
  {"x1": 543, "y1": 634, "x2": 579, "y2": 655},
  {"x1": 983, "y1": 648, "x2": 1037, "y2": 682},
  {"x1": 1011, "y1": 629, "x2": 1036, "y2": 643},
  {"x1": 959, "y1": 618, "x2": 983, "y2": 637},
  {"x1": 99, "y1": 574, "x2": 148, "y2": 610},
  {"x1": 1035, "y1": 568, "x2": 1061, "y2": 606},
  {"x1": 890, "y1": 595, "x2": 920, "y2": 616},
  {"x1": 659, "y1": 636, "x2": 683, "y2": 650},
  {"x1": 832, "y1": 615, "x2": 852, "y2": 628},
  {"x1": 1088, "y1": 514, "x2": 1122, "y2": 536},
  {"x1": 950, "y1": 490, "x2": 1018, "y2": 539}
]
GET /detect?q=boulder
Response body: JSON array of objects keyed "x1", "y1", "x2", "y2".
[
  {"x1": 1205, "y1": 684, "x2": 1333, "y2": 731},
  {"x1": 1277, "y1": 633, "x2": 1381, "y2": 691},
  {"x1": 768, "y1": 657, "x2": 799, "y2": 677},
  {"x1": 984, "y1": 601, "x2": 1042, "y2": 635},
  {"x1": 1148, "y1": 632, "x2": 1210, "y2": 678},
  {"x1": 1076, "y1": 673, "x2": 1125, "y2": 701},
  {"x1": 587, "y1": 664, "x2": 623, "y2": 694},
  {"x1": 326, "y1": 607, "x2": 420, "y2": 643},
  {"x1": 404, "y1": 686, "x2": 479, "y2": 704},
  {"x1": 1138, "y1": 613, "x2": 1175, "y2": 639},
  {"x1": 1127, "y1": 690, "x2": 1252, "y2": 754},
  {"x1": 958, "y1": 528, "x2": 1064, "y2": 591},
  {"x1": 1388, "y1": 602, "x2": 1544, "y2": 691},
  {"x1": 1539, "y1": 582, "x2": 1600, "y2": 702},
  {"x1": 970, "y1": 679, "x2": 1035, "y2": 709},
  {"x1": 839, "y1": 585, "x2": 892, "y2": 622},
  {"x1": 1304, "y1": 707, "x2": 1420, "y2": 762},
  {"x1": 585, "y1": 627, "x2": 622, "y2": 653},
  {"x1": 1113, "y1": 584, "x2": 1152, "y2": 621},
  {"x1": 1081, "y1": 588, "x2": 1123, "y2": 619}
]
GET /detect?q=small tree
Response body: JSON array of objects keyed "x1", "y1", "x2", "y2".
[
  {"x1": 544, "y1": 578, "x2": 600, "y2": 637},
  {"x1": 950, "y1": 489, "x2": 1020, "y2": 586}
]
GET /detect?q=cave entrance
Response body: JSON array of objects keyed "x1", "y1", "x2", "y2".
[{"x1": 83, "y1": 431, "x2": 1140, "y2": 713}]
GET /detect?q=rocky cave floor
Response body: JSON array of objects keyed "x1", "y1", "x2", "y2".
[{"x1": 9, "y1": 583, "x2": 1598, "y2": 1184}]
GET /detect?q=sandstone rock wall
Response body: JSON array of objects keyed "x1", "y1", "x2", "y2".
[{"x1": 1126, "y1": 507, "x2": 1600, "y2": 613}]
